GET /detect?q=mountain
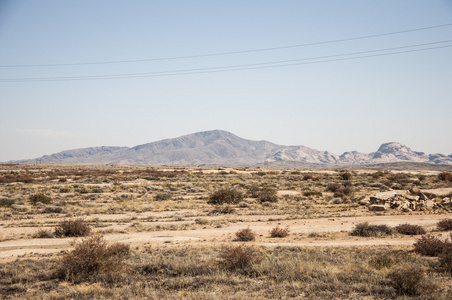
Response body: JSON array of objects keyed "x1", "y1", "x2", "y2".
[{"x1": 7, "y1": 130, "x2": 452, "y2": 166}]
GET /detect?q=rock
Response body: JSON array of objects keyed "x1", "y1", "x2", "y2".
[
  {"x1": 369, "y1": 205, "x2": 386, "y2": 211},
  {"x1": 370, "y1": 196, "x2": 385, "y2": 205},
  {"x1": 359, "y1": 199, "x2": 370, "y2": 206}
]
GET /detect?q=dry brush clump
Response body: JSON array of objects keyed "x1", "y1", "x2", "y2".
[
  {"x1": 388, "y1": 266, "x2": 426, "y2": 296},
  {"x1": 269, "y1": 226, "x2": 290, "y2": 238},
  {"x1": 437, "y1": 218, "x2": 452, "y2": 231},
  {"x1": 394, "y1": 223, "x2": 426, "y2": 235},
  {"x1": 218, "y1": 244, "x2": 262, "y2": 271},
  {"x1": 57, "y1": 235, "x2": 130, "y2": 282},
  {"x1": 234, "y1": 227, "x2": 256, "y2": 241},
  {"x1": 54, "y1": 219, "x2": 91, "y2": 237},
  {"x1": 29, "y1": 193, "x2": 52, "y2": 205},
  {"x1": 413, "y1": 234, "x2": 451, "y2": 257},
  {"x1": 350, "y1": 222, "x2": 393, "y2": 237},
  {"x1": 207, "y1": 188, "x2": 244, "y2": 205}
]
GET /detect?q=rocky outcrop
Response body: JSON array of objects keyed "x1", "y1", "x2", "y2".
[{"x1": 368, "y1": 193, "x2": 436, "y2": 212}]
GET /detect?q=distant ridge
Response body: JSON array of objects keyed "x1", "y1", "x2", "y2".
[{"x1": 7, "y1": 130, "x2": 452, "y2": 166}]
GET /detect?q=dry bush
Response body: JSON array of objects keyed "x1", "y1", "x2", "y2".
[
  {"x1": 368, "y1": 254, "x2": 395, "y2": 270},
  {"x1": 388, "y1": 266, "x2": 425, "y2": 296},
  {"x1": 0, "y1": 198, "x2": 14, "y2": 208},
  {"x1": 29, "y1": 193, "x2": 52, "y2": 205},
  {"x1": 234, "y1": 227, "x2": 255, "y2": 241},
  {"x1": 269, "y1": 226, "x2": 290, "y2": 238},
  {"x1": 257, "y1": 187, "x2": 278, "y2": 203},
  {"x1": 207, "y1": 188, "x2": 243, "y2": 205},
  {"x1": 437, "y1": 218, "x2": 452, "y2": 231},
  {"x1": 57, "y1": 235, "x2": 130, "y2": 282},
  {"x1": 350, "y1": 222, "x2": 393, "y2": 237},
  {"x1": 340, "y1": 171, "x2": 352, "y2": 180},
  {"x1": 209, "y1": 204, "x2": 235, "y2": 215},
  {"x1": 302, "y1": 190, "x2": 322, "y2": 197},
  {"x1": 33, "y1": 228, "x2": 54, "y2": 238},
  {"x1": 438, "y1": 172, "x2": 452, "y2": 182},
  {"x1": 395, "y1": 223, "x2": 426, "y2": 235},
  {"x1": 413, "y1": 234, "x2": 449, "y2": 256},
  {"x1": 154, "y1": 192, "x2": 172, "y2": 201},
  {"x1": 218, "y1": 244, "x2": 262, "y2": 270},
  {"x1": 438, "y1": 238, "x2": 452, "y2": 273},
  {"x1": 54, "y1": 219, "x2": 91, "y2": 237}
]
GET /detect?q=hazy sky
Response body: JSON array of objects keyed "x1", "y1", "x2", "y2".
[{"x1": 1, "y1": 1, "x2": 451, "y2": 162}]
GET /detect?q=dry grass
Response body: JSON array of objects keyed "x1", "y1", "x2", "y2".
[{"x1": 1, "y1": 164, "x2": 452, "y2": 298}]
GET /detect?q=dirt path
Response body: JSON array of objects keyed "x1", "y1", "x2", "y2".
[{"x1": 1, "y1": 213, "x2": 450, "y2": 262}]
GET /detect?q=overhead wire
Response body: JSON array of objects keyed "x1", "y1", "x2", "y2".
[
  {"x1": 1, "y1": 23, "x2": 451, "y2": 68},
  {"x1": 1, "y1": 40, "x2": 451, "y2": 82}
]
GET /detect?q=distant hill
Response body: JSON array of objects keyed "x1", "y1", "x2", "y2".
[{"x1": 7, "y1": 130, "x2": 452, "y2": 167}]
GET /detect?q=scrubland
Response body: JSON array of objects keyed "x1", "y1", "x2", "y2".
[{"x1": 0, "y1": 164, "x2": 452, "y2": 299}]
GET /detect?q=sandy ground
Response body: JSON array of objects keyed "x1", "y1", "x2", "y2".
[{"x1": 1, "y1": 213, "x2": 450, "y2": 262}]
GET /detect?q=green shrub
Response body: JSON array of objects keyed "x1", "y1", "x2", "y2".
[
  {"x1": 269, "y1": 226, "x2": 290, "y2": 238},
  {"x1": 234, "y1": 227, "x2": 256, "y2": 241},
  {"x1": 207, "y1": 188, "x2": 243, "y2": 205},
  {"x1": 218, "y1": 244, "x2": 262, "y2": 270},
  {"x1": 395, "y1": 223, "x2": 426, "y2": 235},
  {"x1": 437, "y1": 218, "x2": 452, "y2": 231},
  {"x1": 29, "y1": 193, "x2": 52, "y2": 205},
  {"x1": 350, "y1": 222, "x2": 392, "y2": 237},
  {"x1": 54, "y1": 219, "x2": 91, "y2": 237},
  {"x1": 57, "y1": 235, "x2": 130, "y2": 282}
]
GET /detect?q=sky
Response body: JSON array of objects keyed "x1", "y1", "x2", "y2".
[{"x1": 1, "y1": 1, "x2": 452, "y2": 162}]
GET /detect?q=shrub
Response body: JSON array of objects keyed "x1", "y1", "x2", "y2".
[
  {"x1": 29, "y1": 193, "x2": 52, "y2": 205},
  {"x1": 154, "y1": 192, "x2": 172, "y2": 201},
  {"x1": 269, "y1": 226, "x2": 290, "y2": 238},
  {"x1": 368, "y1": 254, "x2": 395, "y2": 270},
  {"x1": 413, "y1": 234, "x2": 448, "y2": 256},
  {"x1": 0, "y1": 198, "x2": 14, "y2": 207},
  {"x1": 438, "y1": 172, "x2": 452, "y2": 182},
  {"x1": 437, "y1": 218, "x2": 452, "y2": 231},
  {"x1": 350, "y1": 222, "x2": 393, "y2": 237},
  {"x1": 34, "y1": 228, "x2": 54, "y2": 238},
  {"x1": 340, "y1": 171, "x2": 352, "y2": 180},
  {"x1": 302, "y1": 190, "x2": 322, "y2": 197},
  {"x1": 208, "y1": 188, "x2": 243, "y2": 205},
  {"x1": 395, "y1": 224, "x2": 426, "y2": 235},
  {"x1": 54, "y1": 219, "x2": 91, "y2": 237},
  {"x1": 302, "y1": 173, "x2": 315, "y2": 180},
  {"x1": 257, "y1": 187, "x2": 278, "y2": 203},
  {"x1": 57, "y1": 235, "x2": 130, "y2": 282},
  {"x1": 388, "y1": 266, "x2": 425, "y2": 296},
  {"x1": 234, "y1": 227, "x2": 256, "y2": 241},
  {"x1": 209, "y1": 205, "x2": 235, "y2": 215},
  {"x1": 438, "y1": 238, "x2": 452, "y2": 273},
  {"x1": 218, "y1": 244, "x2": 262, "y2": 270}
]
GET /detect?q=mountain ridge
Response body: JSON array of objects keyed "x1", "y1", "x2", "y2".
[{"x1": 7, "y1": 130, "x2": 452, "y2": 166}]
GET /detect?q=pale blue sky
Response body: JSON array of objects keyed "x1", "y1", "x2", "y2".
[{"x1": 1, "y1": 1, "x2": 451, "y2": 161}]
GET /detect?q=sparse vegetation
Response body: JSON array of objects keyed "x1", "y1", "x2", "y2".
[
  {"x1": 57, "y1": 235, "x2": 130, "y2": 282},
  {"x1": 350, "y1": 222, "x2": 393, "y2": 237},
  {"x1": 395, "y1": 223, "x2": 426, "y2": 235},
  {"x1": 1, "y1": 164, "x2": 452, "y2": 299},
  {"x1": 437, "y1": 218, "x2": 452, "y2": 231},
  {"x1": 207, "y1": 188, "x2": 244, "y2": 205},
  {"x1": 54, "y1": 219, "x2": 91, "y2": 237},
  {"x1": 29, "y1": 193, "x2": 52, "y2": 205},
  {"x1": 234, "y1": 227, "x2": 256, "y2": 241},
  {"x1": 269, "y1": 226, "x2": 290, "y2": 238}
]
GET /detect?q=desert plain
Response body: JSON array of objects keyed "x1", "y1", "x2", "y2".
[{"x1": 0, "y1": 164, "x2": 452, "y2": 299}]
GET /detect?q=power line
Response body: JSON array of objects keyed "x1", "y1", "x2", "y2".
[
  {"x1": 1, "y1": 41, "x2": 451, "y2": 82},
  {"x1": 1, "y1": 23, "x2": 451, "y2": 68}
]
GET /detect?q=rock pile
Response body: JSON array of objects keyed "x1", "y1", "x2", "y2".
[{"x1": 367, "y1": 193, "x2": 435, "y2": 212}]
